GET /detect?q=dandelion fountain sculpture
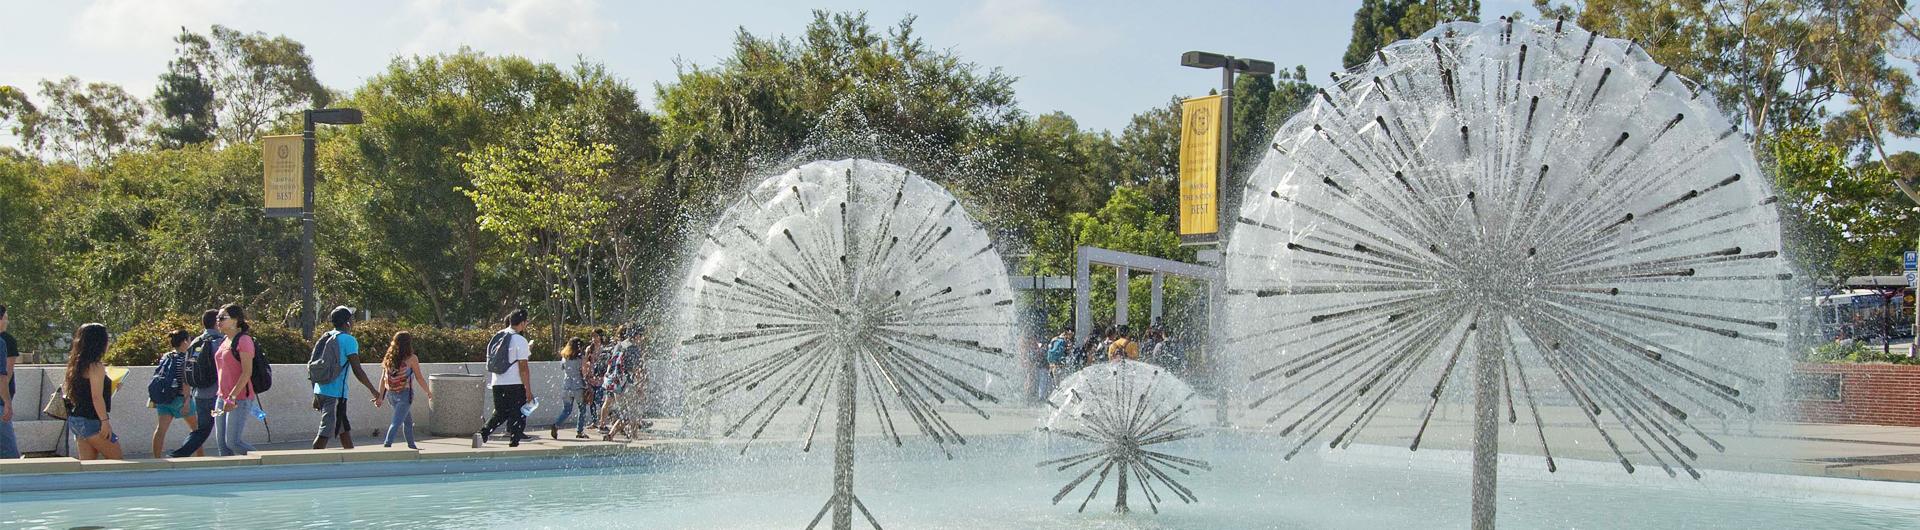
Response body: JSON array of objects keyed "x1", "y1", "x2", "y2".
[
  {"x1": 677, "y1": 159, "x2": 1018, "y2": 530},
  {"x1": 1220, "y1": 19, "x2": 1792, "y2": 529},
  {"x1": 1038, "y1": 360, "x2": 1210, "y2": 515}
]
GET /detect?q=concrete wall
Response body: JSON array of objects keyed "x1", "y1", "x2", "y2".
[
  {"x1": 1793, "y1": 363, "x2": 1920, "y2": 427},
  {"x1": 3, "y1": 361, "x2": 589, "y2": 457}
]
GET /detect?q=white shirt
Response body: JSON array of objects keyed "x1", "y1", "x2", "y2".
[{"x1": 489, "y1": 329, "x2": 533, "y2": 387}]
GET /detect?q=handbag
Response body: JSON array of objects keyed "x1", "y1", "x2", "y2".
[{"x1": 42, "y1": 386, "x2": 68, "y2": 420}]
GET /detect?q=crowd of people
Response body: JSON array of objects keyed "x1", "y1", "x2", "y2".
[
  {"x1": 1024, "y1": 322, "x2": 1185, "y2": 402},
  {"x1": 0, "y1": 303, "x2": 655, "y2": 460}
]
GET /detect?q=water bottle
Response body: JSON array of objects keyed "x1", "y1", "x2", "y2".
[
  {"x1": 520, "y1": 397, "x2": 540, "y2": 417},
  {"x1": 252, "y1": 401, "x2": 268, "y2": 421}
]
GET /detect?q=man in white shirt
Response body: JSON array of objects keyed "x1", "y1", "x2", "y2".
[{"x1": 479, "y1": 308, "x2": 535, "y2": 446}]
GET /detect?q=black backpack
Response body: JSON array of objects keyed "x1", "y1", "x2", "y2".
[
  {"x1": 185, "y1": 333, "x2": 220, "y2": 389},
  {"x1": 231, "y1": 333, "x2": 274, "y2": 394},
  {"x1": 486, "y1": 331, "x2": 515, "y2": 374}
]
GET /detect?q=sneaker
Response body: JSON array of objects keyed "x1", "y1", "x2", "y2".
[
  {"x1": 407, "y1": 444, "x2": 420, "y2": 450},
  {"x1": 574, "y1": 432, "x2": 589, "y2": 439},
  {"x1": 550, "y1": 426, "x2": 559, "y2": 439},
  {"x1": 508, "y1": 439, "x2": 520, "y2": 448}
]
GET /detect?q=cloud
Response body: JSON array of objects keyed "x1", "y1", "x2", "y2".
[
  {"x1": 960, "y1": 0, "x2": 1108, "y2": 51},
  {"x1": 400, "y1": 0, "x2": 612, "y2": 59},
  {"x1": 70, "y1": 0, "x2": 245, "y2": 50}
]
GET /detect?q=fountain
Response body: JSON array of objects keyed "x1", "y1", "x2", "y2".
[
  {"x1": 1220, "y1": 18, "x2": 1793, "y2": 529},
  {"x1": 1038, "y1": 360, "x2": 1210, "y2": 514},
  {"x1": 676, "y1": 159, "x2": 1019, "y2": 530}
]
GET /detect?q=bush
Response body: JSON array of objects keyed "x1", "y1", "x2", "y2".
[
  {"x1": 1807, "y1": 340, "x2": 1920, "y2": 365},
  {"x1": 103, "y1": 314, "x2": 306, "y2": 367}
]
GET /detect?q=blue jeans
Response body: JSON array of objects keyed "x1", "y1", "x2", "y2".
[
  {"x1": 169, "y1": 396, "x2": 217, "y2": 457},
  {"x1": 215, "y1": 399, "x2": 256, "y2": 456},
  {"x1": 553, "y1": 390, "x2": 576, "y2": 430},
  {"x1": 383, "y1": 390, "x2": 415, "y2": 447},
  {"x1": 0, "y1": 417, "x2": 18, "y2": 458}
]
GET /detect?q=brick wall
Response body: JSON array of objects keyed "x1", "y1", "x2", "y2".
[{"x1": 1792, "y1": 363, "x2": 1920, "y2": 427}]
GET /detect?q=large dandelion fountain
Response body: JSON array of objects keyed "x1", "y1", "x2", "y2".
[
  {"x1": 1221, "y1": 19, "x2": 1791, "y2": 529},
  {"x1": 677, "y1": 159, "x2": 1018, "y2": 530},
  {"x1": 1038, "y1": 360, "x2": 1210, "y2": 515}
]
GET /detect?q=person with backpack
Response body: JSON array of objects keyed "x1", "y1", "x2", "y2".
[
  {"x1": 167, "y1": 309, "x2": 221, "y2": 458},
  {"x1": 309, "y1": 306, "x2": 381, "y2": 450},
  {"x1": 478, "y1": 308, "x2": 533, "y2": 447},
  {"x1": 148, "y1": 329, "x2": 198, "y2": 458},
  {"x1": 213, "y1": 303, "x2": 261, "y2": 456},
  {"x1": 380, "y1": 331, "x2": 431, "y2": 449},
  {"x1": 1107, "y1": 325, "x2": 1140, "y2": 362},
  {"x1": 1044, "y1": 328, "x2": 1073, "y2": 395}
]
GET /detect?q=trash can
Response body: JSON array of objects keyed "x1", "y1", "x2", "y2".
[{"x1": 428, "y1": 373, "x2": 487, "y2": 437}]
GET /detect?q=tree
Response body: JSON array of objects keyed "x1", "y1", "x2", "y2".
[
  {"x1": 151, "y1": 27, "x2": 218, "y2": 148},
  {"x1": 2, "y1": 77, "x2": 148, "y2": 165},
  {"x1": 1344, "y1": 0, "x2": 1482, "y2": 69},
  {"x1": 461, "y1": 120, "x2": 616, "y2": 348},
  {"x1": 203, "y1": 25, "x2": 332, "y2": 144},
  {"x1": 1023, "y1": 186, "x2": 1196, "y2": 331},
  {"x1": 1768, "y1": 128, "x2": 1914, "y2": 278}
]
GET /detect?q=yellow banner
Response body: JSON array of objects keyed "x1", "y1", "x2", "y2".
[
  {"x1": 1178, "y1": 95, "x2": 1222, "y2": 239},
  {"x1": 262, "y1": 134, "x2": 304, "y2": 212}
]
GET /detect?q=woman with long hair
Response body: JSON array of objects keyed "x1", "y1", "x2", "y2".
[
  {"x1": 552, "y1": 337, "x2": 588, "y2": 440},
  {"x1": 380, "y1": 331, "x2": 431, "y2": 449},
  {"x1": 66, "y1": 323, "x2": 123, "y2": 460},
  {"x1": 150, "y1": 329, "x2": 198, "y2": 458},
  {"x1": 213, "y1": 303, "x2": 259, "y2": 456}
]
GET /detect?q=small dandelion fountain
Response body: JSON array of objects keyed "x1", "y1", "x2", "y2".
[{"x1": 1039, "y1": 360, "x2": 1210, "y2": 514}]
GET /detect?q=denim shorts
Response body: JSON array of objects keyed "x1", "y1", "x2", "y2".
[{"x1": 68, "y1": 416, "x2": 103, "y2": 439}]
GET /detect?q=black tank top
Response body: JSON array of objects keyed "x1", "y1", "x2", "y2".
[{"x1": 66, "y1": 365, "x2": 113, "y2": 419}]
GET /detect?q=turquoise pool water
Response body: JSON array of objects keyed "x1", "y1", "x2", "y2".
[{"x1": 4, "y1": 437, "x2": 1917, "y2": 529}]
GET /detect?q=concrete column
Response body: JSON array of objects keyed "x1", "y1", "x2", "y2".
[
  {"x1": 1075, "y1": 247, "x2": 1091, "y2": 342},
  {"x1": 1150, "y1": 273, "x2": 1165, "y2": 325},
  {"x1": 1115, "y1": 267, "x2": 1130, "y2": 326}
]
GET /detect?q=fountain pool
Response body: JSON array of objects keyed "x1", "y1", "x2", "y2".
[{"x1": 5, "y1": 436, "x2": 1916, "y2": 529}]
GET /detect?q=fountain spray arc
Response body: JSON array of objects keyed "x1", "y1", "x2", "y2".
[
  {"x1": 678, "y1": 159, "x2": 1018, "y2": 530},
  {"x1": 1221, "y1": 19, "x2": 1791, "y2": 529}
]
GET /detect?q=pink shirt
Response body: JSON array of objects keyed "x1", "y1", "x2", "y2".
[{"x1": 216, "y1": 334, "x2": 258, "y2": 400}]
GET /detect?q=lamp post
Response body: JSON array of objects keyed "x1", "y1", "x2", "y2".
[
  {"x1": 1896, "y1": 178, "x2": 1920, "y2": 355},
  {"x1": 299, "y1": 108, "x2": 363, "y2": 340},
  {"x1": 1183, "y1": 51, "x2": 1273, "y2": 425}
]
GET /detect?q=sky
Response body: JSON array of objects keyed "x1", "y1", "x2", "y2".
[{"x1": 0, "y1": 0, "x2": 1543, "y2": 137}]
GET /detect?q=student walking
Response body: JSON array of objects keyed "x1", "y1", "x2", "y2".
[
  {"x1": 1043, "y1": 328, "x2": 1073, "y2": 397},
  {"x1": 0, "y1": 304, "x2": 19, "y2": 459},
  {"x1": 309, "y1": 306, "x2": 381, "y2": 450},
  {"x1": 380, "y1": 331, "x2": 431, "y2": 449},
  {"x1": 478, "y1": 309, "x2": 533, "y2": 447},
  {"x1": 213, "y1": 304, "x2": 260, "y2": 456},
  {"x1": 552, "y1": 337, "x2": 589, "y2": 440},
  {"x1": 148, "y1": 330, "x2": 198, "y2": 458},
  {"x1": 168, "y1": 309, "x2": 222, "y2": 458},
  {"x1": 67, "y1": 323, "x2": 123, "y2": 460}
]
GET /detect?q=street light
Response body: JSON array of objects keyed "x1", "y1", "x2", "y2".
[
  {"x1": 1182, "y1": 50, "x2": 1272, "y2": 426},
  {"x1": 297, "y1": 107, "x2": 363, "y2": 340}
]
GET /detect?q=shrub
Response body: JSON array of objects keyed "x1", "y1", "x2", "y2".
[
  {"x1": 1807, "y1": 340, "x2": 1920, "y2": 365},
  {"x1": 103, "y1": 314, "x2": 306, "y2": 366}
]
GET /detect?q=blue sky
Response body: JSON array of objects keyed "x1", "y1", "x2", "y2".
[{"x1": 0, "y1": 0, "x2": 1541, "y2": 135}]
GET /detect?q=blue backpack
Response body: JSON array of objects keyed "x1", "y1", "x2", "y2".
[{"x1": 147, "y1": 352, "x2": 186, "y2": 403}]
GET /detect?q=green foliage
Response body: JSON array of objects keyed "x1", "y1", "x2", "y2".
[
  {"x1": 1807, "y1": 340, "x2": 1920, "y2": 365},
  {"x1": 1024, "y1": 187, "x2": 1196, "y2": 331},
  {"x1": 1767, "y1": 128, "x2": 1914, "y2": 278},
  {"x1": 103, "y1": 315, "x2": 304, "y2": 367},
  {"x1": 1344, "y1": 0, "x2": 1481, "y2": 69},
  {"x1": 2, "y1": 77, "x2": 148, "y2": 165}
]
